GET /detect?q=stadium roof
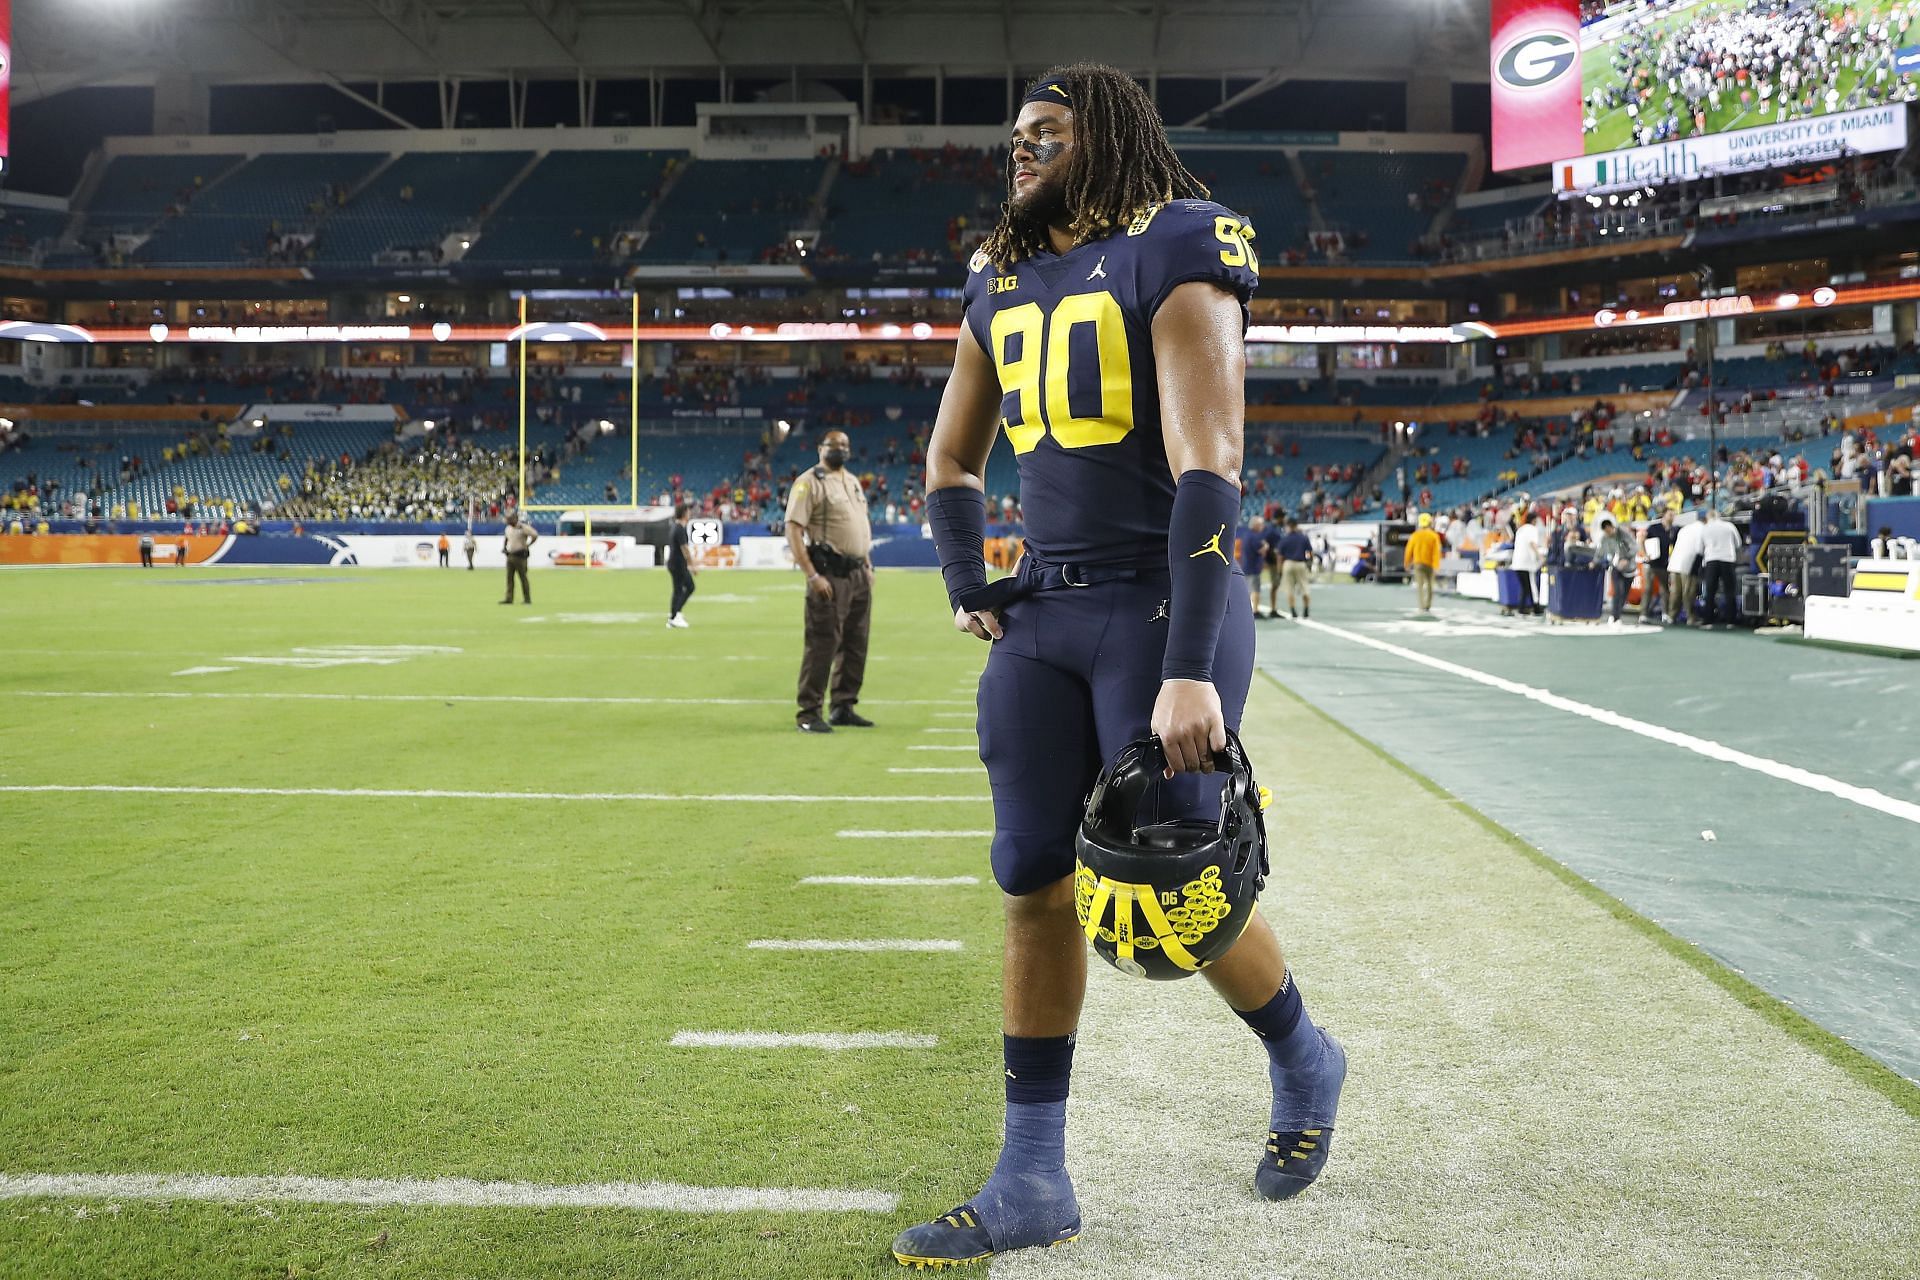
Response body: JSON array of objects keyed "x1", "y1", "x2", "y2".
[{"x1": 17, "y1": 0, "x2": 1489, "y2": 108}]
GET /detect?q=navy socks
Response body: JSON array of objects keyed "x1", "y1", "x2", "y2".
[
  {"x1": 1235, "y1": 973, "x2": 1334, "y2": 1130},
  {"x1": 973, "y1": 1035, "x2": 1079, "y2": 1248}
]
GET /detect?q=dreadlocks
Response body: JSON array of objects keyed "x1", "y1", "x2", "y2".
[{"x1": 979, "y1": 63, "x2": 1209, "y2": 268}]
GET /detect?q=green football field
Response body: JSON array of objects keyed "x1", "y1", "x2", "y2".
[
  {"x1": 1579, "y1": 0, "x2": 1906, "y2": 155},
  {"x1": 3, "y1": 566, "x2": 1919, "y2": 1278}
]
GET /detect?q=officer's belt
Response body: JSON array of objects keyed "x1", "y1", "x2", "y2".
[{"x1": 1019, "y1": 552, "x2": 1169, "y2": 593}]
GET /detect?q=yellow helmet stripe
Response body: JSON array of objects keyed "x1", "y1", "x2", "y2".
[
  {"x1": 1133, "y1": 884, "x2": 1205, "y2": 972},
  {"x1": 1111, "y1": 879, "x2": 1135, "y2": 967},
  {"x1": 1081, "y1": 877, "x2": 1113, "y2": 945}
]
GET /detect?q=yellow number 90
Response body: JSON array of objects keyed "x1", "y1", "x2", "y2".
[{"x1": 1214, "y1": 215, "x2": 1258, "y2": 270}]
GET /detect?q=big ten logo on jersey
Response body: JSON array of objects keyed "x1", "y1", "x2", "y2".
[
  {"x1": 1214, "y1": 215, "x2": 1258, "y2": 270},
  {"x1": 988, "y1": 275, "x2": 1021, "y2": 295},
  {"x1": 989, "y1": 289, "x2": 1132, "y2": 456}
]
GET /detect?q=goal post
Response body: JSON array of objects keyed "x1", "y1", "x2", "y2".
[{"x1": 516, "y1": 293, "x2": 645, "y2": 560}]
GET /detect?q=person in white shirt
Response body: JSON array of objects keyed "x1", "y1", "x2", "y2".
[
  {"x1": 1509, "y1": 510, "x2": 1547, "y2": 617},
  {"x1": 1697, "y1": 508, "x2": 1744, "y2": 627},
  {"x1": 1667, "y1": 513, "x2": 1706, "y2": 627}
]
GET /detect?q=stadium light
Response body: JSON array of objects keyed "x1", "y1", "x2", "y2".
[
  {"x1": 423, "y1": 419, "x2": 436, "y2": 432},
  {"x1": 251, "y1": 418, "x2": 265, "y2": 428},
  {"x1": 460, "y1": 239, "x2": 471, "y2": 250},
  {"x1": 597, "y1": 419, "x2": 616, "y2": 434},
  {"x1": 397, "y1": 294, "x2": 411, "y2": 304}
]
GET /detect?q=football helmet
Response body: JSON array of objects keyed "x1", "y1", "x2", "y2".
[{"x1": 1073, "y1": 730, "x2": 1269, "y2": 980}]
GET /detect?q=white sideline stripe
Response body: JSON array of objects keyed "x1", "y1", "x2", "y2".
[
  {"x1": 888, "y1": 767, "x2": 983, "y2": 774},
  {"x1": 670, "y1": 1031, "x2": 936, "y2": 1050},
  {"x1": 922, "y1": 727, "x2": 972, "y2": 734},
  {"x1": 1300, "y1": 618, "x2": 1920, "y2": 828},
  {"x1": 933, "y1": 712, "x2": 973, "y2": 719},
  {"x1": 835, "y1": 830, "x2": 993, "y2": 839},
  {"x1": 0, "y1": 1171, "x2": 894, "y2": 1215},
  {"x1": 907, "y1": 745, "x2": 978, "y2": 752},
  {"x1": 3, "y1": 691, "x2": 968, "y2": 707},
  {"x1": 747, "y1": 938, "x2": 963, "y2": 952},
  {"x1": 799, "y1": 875, "x2": 982, "y2": 886},
  {"x1": 0, "y1": 785, "x2": 985, "y2": 804}
]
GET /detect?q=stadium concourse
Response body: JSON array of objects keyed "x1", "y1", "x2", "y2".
[{"x1": 7, "y1": 2, "x2": 1920, "y2": 1275}]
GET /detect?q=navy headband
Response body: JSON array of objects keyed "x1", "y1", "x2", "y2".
[{"x1": 1021, "y1": 80, "x2": 1074, "y2": 110}]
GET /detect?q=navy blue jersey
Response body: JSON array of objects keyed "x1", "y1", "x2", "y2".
[{"x1": 963, "y1": 199, "x2": 1259, "y2": 565}]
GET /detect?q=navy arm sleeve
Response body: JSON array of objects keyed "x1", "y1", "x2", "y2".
[{"x1": 1162, "y1": 469, "x2": 1242, "y2": 682}]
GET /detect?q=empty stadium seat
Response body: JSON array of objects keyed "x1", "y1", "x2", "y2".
[
  {"x1": 138, "y1": 152, "x2": 386, "y2": 265},
  {"x1": 465, "y1": 150, "x2": 683, "y2": 264},
  {"x1": 1300, "y1": 150, "x2": 1465, "y2": 262},
  {"x1": 640, "y1": 159, "x2": 826, "y2": 263},
  {"x1": 315, "y1": 151, "x2": 533, "y2": 264}
]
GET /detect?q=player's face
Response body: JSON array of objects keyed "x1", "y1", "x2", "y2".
[{"x1": 1009, "y1": 103, "x2": 1074, "y2": 221}]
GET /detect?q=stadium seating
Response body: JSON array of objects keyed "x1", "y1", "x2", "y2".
[
  {"x1": 1444, "y1": 189, "x2": 1548, "y2": 241},
  {"x1": 1187, "y1": 151, "x2": 1312, "y2": 258},
  {"x1": 1242, "y1": 434, "x2": 1385, "y2": 517},
  {"x1": 0, "y1": 206, "x2": 71, "y2": 264},
  {"x1": 820, "y1": 148, "x2": 1000, "y2": 265},
  {"x1": 315, "y1": 151, "x2": 533, "y2": 264},
  {"x1": 639, "y1": 158, "x2": 826, "y2": 263},
  {"x1": 1299, "y1": 150, "x2": 1465, "y2": 261},
  {"x1": 465, "y1": 150, "x2": 684, "y2": 265},
  {"x1": 137, "y1": 152, "x2": 386, "y2": 265},
  {"x1": 0, "y1": 420, "x2": 399, "y2": 518},
  {"x1": 79, "y1": 154, "x2": 244, "y2": 241},
  {"x1": 1506, "y1": 433, "x2": 1783, "y2": 499}
]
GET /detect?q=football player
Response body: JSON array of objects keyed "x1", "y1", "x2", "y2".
[{"x1": 898, "y1": 63, "x2": 1347, "y2": 1269}]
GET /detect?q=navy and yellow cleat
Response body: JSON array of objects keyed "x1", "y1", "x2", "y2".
[
  {"x1": 891, "y1": 1203, "x2": 1080, "y2": 1270},
  {"x1": 1255, "y1": 1031, "x2": 1347, "y2": 1201}
]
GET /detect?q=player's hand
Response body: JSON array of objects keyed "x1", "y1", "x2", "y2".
[
  {"x1": 954, "y1": 605, "x2": 1003, "y2": 642},
  {"x1": 1152, "y1": 679, "x2": 1225, "y2": 776},
  {"x1": 808, "y1": 573, "x2": 834, "y2": 600}
]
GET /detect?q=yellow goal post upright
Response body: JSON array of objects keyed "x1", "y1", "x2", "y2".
[{"x1": 514, "y1": 292, "x2": 649, "y2": 564}]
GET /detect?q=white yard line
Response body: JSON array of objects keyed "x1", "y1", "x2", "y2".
[
  {"x1": 835, "y1": 830, "x2": 993, "y2": 839},
  {"x1": 933, "y1": 712, "x2": 974, "y2": 719},
  {"x1": 2, "y1": 691, "x2": 968, "y2": 707},
  {"x1": 0, "y1": 785, "x2": 985, "y2": 804},
  {"x1": 669, "y1": 1031, "x2": 936, "y2": 1050},
  {"x1": 746, "y1": 939, "x2": 964, "y2": 952},
  {"x1": 907, "y1": 745, "x2": 979, "y2": 752},
  {"x1": 799, "y1": 875, "x2": 982, "y2": 887},
  {"x1": 0, "y1": 1171, "x2": 894, "y2": 1214},
  {"x1": 1299, "y1": 618, "x2": 1920, "y2": 827},
  {"x1": 887, "y1": 767, "x2": 983, "y2": 775},
  {"x1": 922, "y1": 728, "x2": 973, "y2": 734}
]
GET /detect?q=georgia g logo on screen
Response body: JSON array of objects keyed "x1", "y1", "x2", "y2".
[{"x1": 1496, "y1": 31, "x2": 1576, "y2": 90}]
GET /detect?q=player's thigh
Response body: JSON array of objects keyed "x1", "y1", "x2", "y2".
[{"x1": 977, "y1": 644, "x2": 1098, "y2": 897}]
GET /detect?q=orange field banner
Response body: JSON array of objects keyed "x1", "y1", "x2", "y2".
[{"x1": 0, "y1": 534, "x2": 228, "y2": 566}]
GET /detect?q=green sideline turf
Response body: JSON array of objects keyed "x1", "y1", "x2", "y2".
[{"x1": 3, "y1": 567, "x2": 1917, "y2": 1278}]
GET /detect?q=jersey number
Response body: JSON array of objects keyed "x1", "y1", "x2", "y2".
[
  {"x1": 988, "y1": 290, "x2": 1134, "y2": 456},
  {"x1": 1214, "y1": 215, "x2": 1258, "y2": 270}
]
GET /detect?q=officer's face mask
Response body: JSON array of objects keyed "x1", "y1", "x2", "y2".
[{"x1": 823, "y1": 447, "x2": 850, "y2": 470}]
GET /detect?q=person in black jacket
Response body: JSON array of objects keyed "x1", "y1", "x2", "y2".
[{"x1": 666, "y1": 503, "x2": 696, "y2": 629}]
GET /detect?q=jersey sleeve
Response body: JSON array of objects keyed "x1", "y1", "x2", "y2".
[
  {"x1": 1130, "y1": 200, "x2": 1260, "y2": 325},
  {"x1": 960, "y1": 248, "x2": 994, "y2": 354}
]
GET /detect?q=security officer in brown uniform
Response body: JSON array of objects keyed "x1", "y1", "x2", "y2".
[{"x1": 785, "y1": 429, "x2": 873, "y2": 733}]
